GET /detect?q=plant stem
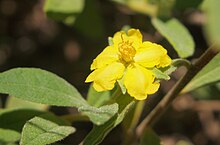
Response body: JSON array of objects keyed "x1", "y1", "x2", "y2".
[{"x1": 136, "y1": 45, "x2": 220, "y2": 138}]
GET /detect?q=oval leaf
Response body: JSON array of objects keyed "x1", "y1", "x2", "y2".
[
  {"x1": 0, "y1": 68, "x2": 87, "y2": 107},
  {"x1": 0, "y1": 128, "x2": 21, "y2": 144},
  {"x1": 44, "y1": 0, "x2": 85, "y2": 25},
  {"x1": 152, "y1": 18, "x2": 195, "y2": 58},
  {"x1": 0, "y1": 68, "x2": 118, "y2": 125},
  {"x1": 183, "y1": 52, "x2": 220, "y2": 93},
  {"x1": 20, "y1": 117, "x2": 75, "y2": 145},
  {"x1": 202, "y1": 0, "x2": 220, "y2": 47}
]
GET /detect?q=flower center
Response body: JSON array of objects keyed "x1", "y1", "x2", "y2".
[{"x1": 118, "y1": 40, "x2": 136, "y2": 63}]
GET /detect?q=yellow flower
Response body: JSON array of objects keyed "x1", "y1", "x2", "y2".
[{"x1": 85, "y1": 29, "x2": 171, "y2": 100}]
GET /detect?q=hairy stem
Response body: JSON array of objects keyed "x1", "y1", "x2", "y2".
[{"x1": 136, "y1": 45, "x2": 220, "y2": 138}]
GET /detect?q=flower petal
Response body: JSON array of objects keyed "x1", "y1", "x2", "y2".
[
  {"x1": 91, "y1": 46, "x2": 119, "y2": 70},
  {"x1": 158, "y1": 55, "x2": 172, "y2": 68},
  {"x1": 124, "y1": 64, "x2": 156, "y2": 100},
  {"x1": 134, "y1": 42, "x2": 168, "y2": 68},
  {"x1": 113, "y1": 31, "x2": 127, "y2": 48},
  {"x1": 86, "y1": 62, "x2": 125, "y2": 92},
  {"x1": 146, "y1": 82, "x2": 160, "y2": 94},
  {"x1": 127, "y1": 29, "x2": 142, "y2": 44}
]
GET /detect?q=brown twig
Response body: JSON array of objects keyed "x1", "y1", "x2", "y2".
[{"x1": 136, "y1": 45, "x2": 220, "y2": 138}]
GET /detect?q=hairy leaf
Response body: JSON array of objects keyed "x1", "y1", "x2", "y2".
[{"x1": 20, "y1": 117, "x2": 75, "y2": 145}]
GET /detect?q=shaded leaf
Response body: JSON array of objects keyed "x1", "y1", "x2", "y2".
[
  {"x1": 74, "y1": 0, "x2": 104, "y2": 38},
  {"x1": 0, "y1": 109, "x2": 45, "y2": 132},
  {"x1": 183, "y1": 53, "x2": 220, "y2": 93},
  {"x1": 20, "y1": 117, "x2": 75, "y2": 145},
  {"x1": 202, "y1": 0, "x2": 220, "y2": 47},
  {"x1": 152, "y1": 18, "x2": 195, "y2": 58},
  {"x1": 140, "y1": 128, "x2": 161, "y2": 145},
  {"x1": 87, "y1": 84, "x2": 111, "y2": 107},
  {"x1": 0, "y1": 128, "x2": 20, "y2": 144},
  {"x1": 6, "y1": 96, "x2": 48, "y2": 111}
]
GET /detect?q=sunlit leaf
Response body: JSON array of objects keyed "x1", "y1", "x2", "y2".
[
  {"x1": 183, "y1": 53, "x2": 220, "y2": 93},
  {"x1": 20, "y1": 117, "x2": 75, "y2": 145},
  {"x1": 152, "y1": 18, "x2": 195, "y2": 58},
  {"x1": 44, "y1": 0, "x2": 85, "y2": 25},
  {"x1": 0, "y1": 68, "x2": 118, "y2": 125}
]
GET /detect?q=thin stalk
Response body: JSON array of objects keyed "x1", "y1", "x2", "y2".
[{"x1": 136, "y1": 45, "x2": 220, "y2": 138}]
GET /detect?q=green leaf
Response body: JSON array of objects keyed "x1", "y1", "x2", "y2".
[
  {"x1": 20, "y1": 117, "x2": 75, "y2": 145},
  {"x1": 0, "y1": 68, "x2": 118, "y2": 125},
  {"x1": 202, "y1": 0, "x2": 220, "y2": 47},
  {"x1": 0, "y1": 68, "x2": 87, "y2": 107},
  {"x1": 74, "y1": 0, "x2": 104, "y2": 38},
  {"x1": 0, "y1": 109, "x2": 45, "y2": 132},
  {"x1": 152, "y1": 18, "x2": 195, "y2": 58},
  {"x1": 152, "y1": 68, "x2": 170, "y2": 81},
  {"x1": 0, "y1": 128, "x2": 21, "y2": 144},
  {"x1": 6, "y1": 96, "x2": 48, "y2": 111},
  {"x1": 78, "y1": 103, "x2": 118, "y2": 125},
  {"x1": 183, "y1": 52, "x2": 220, "y2": 93},
  {"x1": 87, "y1": 84, "x2": 111, "y2": 107},
  {"x1": 44, "y1": 0, "x2": 85, "y2": 25},
  {"x1": 140, "y1": 128, "x2": 161, "y2": 145},
  {"x1": 83, "y1": 94, "x2": 135, "y2": 145}
]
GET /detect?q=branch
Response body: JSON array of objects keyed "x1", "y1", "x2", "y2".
[{"x1": 136, "y1": 45, "x2": 220, "y2": 138}]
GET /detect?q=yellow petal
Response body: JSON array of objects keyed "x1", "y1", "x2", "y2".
[
  {"x1": 146, "y1": 82, "x2": 160, "y2": 94},
  {"x1": 86, "y1": 62, "x2": 125, "y2": 92},
  {"x1": 124, "y1": 64, "x2": 155, "y2": 100},
  {"x1": 91, "y1": 46, "x2": 119, "y2": 70},
  {"x1": 134, "y1": 42, "x2": 167, "y2": 68},
  {"x1": 158, "y1": 55, "x2": 172, "y2": 68},
  {"x1": 112, "y1": 31, "x2": 127, "y2": 48},
  {"x1": 127, "y1": 29, "x2": 142, "y2": 44}
]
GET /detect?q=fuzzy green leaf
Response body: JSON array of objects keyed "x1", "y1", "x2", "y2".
[
  {"x1": 83, "y1": 94, "x2": 135, "y2": 145},
  {"x1": 0, "y1": 68, "x2": 87, "y2": 107},
  {"x1": 20, "y1": 117, "x2": 75, "y2": 145},
  {"x1": 152, "y1": 18, "x2": 195, "y2": 58},
  {"x1": 0, "y1": 68, "x2": 118, "y2": 125},
  {"x1": 79, "y1": 103, "x2": 118, "y2": 125}
]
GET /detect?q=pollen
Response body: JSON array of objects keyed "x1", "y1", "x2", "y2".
[{"x1": 118, "y1": 40, "x2": 136, "y2": 63}]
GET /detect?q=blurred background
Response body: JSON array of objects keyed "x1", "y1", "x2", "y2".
[{"x1": 0, "y1": 0, "x2": 220, "y2": 145}]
